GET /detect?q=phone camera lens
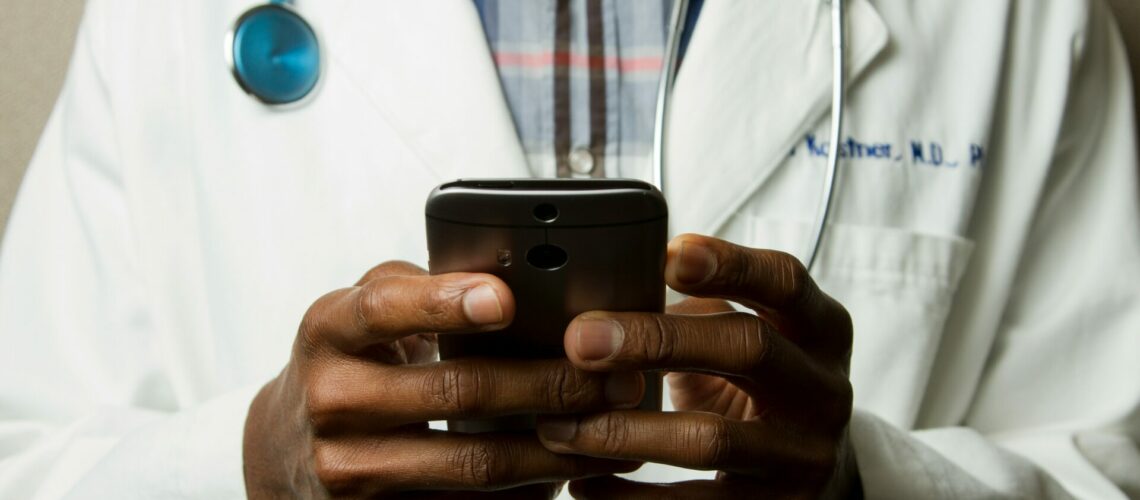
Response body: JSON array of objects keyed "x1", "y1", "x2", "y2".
[
  {"x1": 526, "y1": 244, "x2": 568, "y2": 271},
  {"x1": 533, "y1": 203, "x2": 559, "y2": 223}
]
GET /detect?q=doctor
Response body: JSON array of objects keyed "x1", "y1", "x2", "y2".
[{"x1": 1, "y1": 0, "x2": 1139, "y2": 498}]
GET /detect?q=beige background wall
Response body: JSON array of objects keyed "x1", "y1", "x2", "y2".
[
  {"x1": 0, "y1": 0, "x2": 86, "y2": 241},
  {"x1": 0, "y1": 1, "x2": 1138, "y2": 241}
]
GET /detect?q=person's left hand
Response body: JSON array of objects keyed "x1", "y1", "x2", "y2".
[{"x1": 536, "y1": 234, "x2": 858, "y2": 499}]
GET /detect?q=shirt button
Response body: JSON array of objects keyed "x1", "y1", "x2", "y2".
[{"x1": 567, "y1": 147, "x2": 596, "y2": 175}]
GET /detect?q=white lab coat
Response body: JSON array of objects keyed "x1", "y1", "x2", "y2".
[{"x1": 1, "y1": 0, "x2": 1138, "y2": 498}]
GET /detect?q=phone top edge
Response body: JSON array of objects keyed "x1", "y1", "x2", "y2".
[
  {"x1": 426, "y1": 179, "x2": 668, "y2": 228},
  {"x1": 425, "y1": 213, "x2": 668, "y2": 229},
  {"x1": 439, "y1": 178, "x2": 658, "y2": 192}
]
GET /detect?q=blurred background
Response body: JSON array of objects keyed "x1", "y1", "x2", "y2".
[
  {"x1": 1, "y1": 0, "x2": 84, "y2": 241},
  {"x1": 1, "y1": 0, "x2": 1139, "y2": 241}
]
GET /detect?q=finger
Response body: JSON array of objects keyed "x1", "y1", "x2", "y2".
[
  {"x1": 356, "y1": 262, "x2": 443, "y2": 364},
  {"x1": 565, "y1": 312, "x2": 849, "y2": 418},
  {"x1": 566, "y1": 311, "x2": 786, "y2": 376},
  {"x1": 313, "y1": 431, "x2": 641, "y2": 495},
  {"x1": 664, "y1": 234, "x2": 851, "y2": 351},
  {"x1": 347, "y1": 261, "x2": 433, "y2": 364},
  {"x1": 537, "y1": 411, "x2": 835, "y2": 478},
  {"x1": 355, "y1": 260, "x2": 428, "y2": 286},
  {"x1": 300, "y1": 272, "x2": 516, "y2": 354},
  {"x1": 665, "y1": 297, "x2": 735, "y2": 315},
  {"x1": 569, "y1": 475, "x2": 761, "y2": 500},
  {"x1": 421, "y1": 482, "x2": 564, "y2": 499},
  {"x1": 308, "y1": 358, "x2": 645, "y2": 433}
]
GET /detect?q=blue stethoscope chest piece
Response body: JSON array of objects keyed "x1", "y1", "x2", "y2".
[{"x1": 227, "y1": 2, "x2": 320, "y2": 105}]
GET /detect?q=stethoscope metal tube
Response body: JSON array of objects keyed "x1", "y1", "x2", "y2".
[
  {"x1": 805, "y1": 0, "x2": 847, "y2": 272},
  {"x1": 651, "y1": 0, "x2": 848, "y2": 272},
  {"x1": 651, "y1": 0, "x2": 689, "y2": 195}
]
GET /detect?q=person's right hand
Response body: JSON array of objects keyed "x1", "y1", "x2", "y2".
[{"x1": 243, "y1": 261, "x2": 644, "y2": 498}]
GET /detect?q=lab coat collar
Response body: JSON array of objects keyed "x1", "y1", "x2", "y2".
[
  {"x1": 319, "y1": 1, "x2": 531, "y2": 182},
  {"x1": 666, "y1": 0, "x2": 889, "y2": 237}
]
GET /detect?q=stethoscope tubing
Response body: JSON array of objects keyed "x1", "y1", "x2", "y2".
[
  {"x1": 651, "y1": 0, "x2": 847, "y2": 272},
  {"x1": 805, "y1": 0, "x2": 847, "y2": 272},
  {"x1": 651, "y1": 0, "x2": 689, "y2": 196}
]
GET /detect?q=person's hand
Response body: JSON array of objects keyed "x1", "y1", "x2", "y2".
[
  {"x1": 243, "y1": 261, "x2": 643, "y2": 499},
  {"x1": 536, "y1": 235, "x2": 858, "y2": 499}
]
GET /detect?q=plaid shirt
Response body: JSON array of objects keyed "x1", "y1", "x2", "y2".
[{"x1": 474, "y1": 0, "x2": 702, "y2": 180}]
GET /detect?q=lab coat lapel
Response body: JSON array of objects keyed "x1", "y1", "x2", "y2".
[
  {"x1": 321, "y1": 1, "x2": 530, "y2": 180},
  {"x1": 667, "y1": 0, "x2": 888, "y2": 236}
]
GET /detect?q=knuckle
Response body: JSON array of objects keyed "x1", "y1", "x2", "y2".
[
  {"x1": 548, "y1": 363, "x2": 593, "y2": 411},
  {"x1": 298, "y1": 312, "x2": 322, "y2": 349},
  {"x1": 481, "y1": 446, "x2": 514, "y2": 488},
  {"x1": 355, "y1": 279, "x2": 394, "y2": 333},
  {"x1": 806, "y1": 443, "x2": 841, "y2": 483},
  {"x1": 740, "y1": 315, "x2": 773, "y2": 374},
  {"x1": 448, "y1": 441, "x2": 509, "y2": 488},
  {"x1": 545, "y1": 363, "x2": 569, "y2": 411},
  {"x1": 429, "y1": 363, "x2": 489, "y2": 418},
  {"x1": 304, "y1": 378, "x2": 332, "y2": 429},
  {"x1": 832, "y1": 302, "x2": 855, "y2": 349},
  {"x1": 722, "y1": 247, "x2": 759, "y2": 290},
  {"x1": 359, "y1": 262, "x2": 394, "y2": 284},
  {"x1": 827, "y1": 380, "x2": 855, "y2": 432},
  {"x1": 644, "y1": 316, "x2": 677, "y2": 364},
  {"x1": 812, "y1": 296, "x2": 854, "y2": 364},
  {"x1": 686, "y1": 416, "x2": 732, "y2": 469},
  {"x1": 296, "y1": 322, "x2": 324, "y2": 359},
  {"x1": 596, "y1": 413, "x2": 632, "y2": 457},
  {"x1": 303, "y1": 367, "x2": 348, "y2": 434},
  {"x1": 769, "y1": 251, "x2": 815, "y2": 309},
  {"x1": 787, "y1": 432, "x2": 844, "y2": 486},
  {"x1": 422, "y1": 281, "x2": 466, "y2": 323},
  {"x1": 298, "y1": 290, "x2": 346, "y2": 353},
  {"x1": 361, "y1": 260, "x2": 425, "y2": 283},
  {"x1": 312, "y1": 443, "x2": 354, "y2": 493}
]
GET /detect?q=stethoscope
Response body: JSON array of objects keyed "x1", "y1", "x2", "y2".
[
  {"x1": 225, "y1": 0, "x2": 321, "y2": 106},
  {"x1": 226, "y1": 0, "x2": 848, "y2": 271}
]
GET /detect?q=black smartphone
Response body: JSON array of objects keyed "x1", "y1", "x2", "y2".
[{"x1": 425, "y1": 179, "x2": 668, "y2": 433}]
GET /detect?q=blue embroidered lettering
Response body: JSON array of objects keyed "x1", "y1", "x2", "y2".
[
  {"x1": 970, "y1": 144, "x2": 985, "y2": 168},
  {"x1": 911, "y1": 141, "x2": 925, "y2": 164},
  {"x1": 806, "y1": 134, "x2": 827, "y2": 156},
  {"x1": 930, "y1": 143, "x2": 944, "y2": 167}
]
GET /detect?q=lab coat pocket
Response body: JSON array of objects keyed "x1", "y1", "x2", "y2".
[{"x1": 737, "y1": 218, "x2": 976, "y2": 428}]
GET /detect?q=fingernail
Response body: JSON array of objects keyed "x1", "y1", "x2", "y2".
[
  {"x1": 676, "y1": 241, "x2": 717, "y2": 285},
  {"x1": 576, "y1": 319, "x2": 623, "y2": 361},
  {"x1": 462, "y1": 284, "x2": 503, "y2": 325},
  {"x1": 538, "y1": 418, "x2": 578, "y2": 443},
  {"x1": 604, "y1": 372, "x2": 643, "y2": 407}
]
